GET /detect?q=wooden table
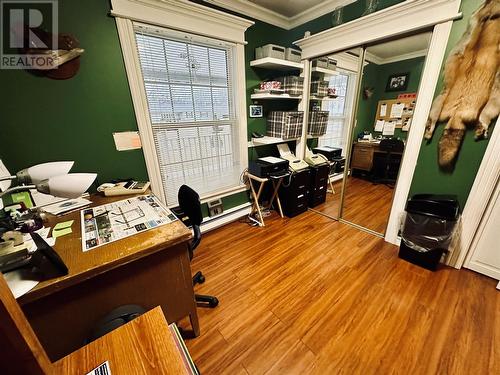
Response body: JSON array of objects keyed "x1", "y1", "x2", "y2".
[
  {"x1": 53, "y1": 306, "x2": 197, "y2": 375},
  {"x1": 18, "y1": 193, "x2": 199, "y2": 361},
  {"x1": 351, "y1": 141, "x2": 403, "y2": 172}
]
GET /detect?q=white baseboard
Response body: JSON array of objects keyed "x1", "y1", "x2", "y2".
[{"x1": 200, "y1": 202, "x2": 251, "y2": 233}]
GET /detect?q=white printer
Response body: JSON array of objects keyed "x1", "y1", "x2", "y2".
[
  {"x1": 305, "y1": 147, "x2": 329, "y2": 167},
  {"x1": 277, "y1": 144, "x2": 309, "y2": 172}
]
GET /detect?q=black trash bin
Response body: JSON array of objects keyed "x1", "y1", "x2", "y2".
[{"x1": 399, "y1": 194, "x2": 460, "y2": 271}]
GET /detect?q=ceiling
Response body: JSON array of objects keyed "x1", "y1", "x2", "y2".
[
  {"x1": 248, "y1": 0, "x2": 327, "y2": 18},
  {"x1": 365, "y1": 32, "x2": 432, "y2": 64},
  {"x1": 203, "y1": 0, "x2": 356, "y2": 30}
]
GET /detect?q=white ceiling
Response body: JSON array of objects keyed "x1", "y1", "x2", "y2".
[
  {"x1": 249, "y1": 0, "x2": 326, "y2": 18},
  {"x1": 203, "y1": 0, "x2": 356, "y2": 30},
  {"x1": 365, "y1": 32, "x2": 432, "y2": 64}
]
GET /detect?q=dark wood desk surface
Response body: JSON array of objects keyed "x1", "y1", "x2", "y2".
[
  {"x1": 19, "y1": 193, "x2": 192, "y2": 304},
  {"x1": 18, "y1": 193, "x2": 199, "y2": 361},
  {"x1": 53, "y1": 307, "x2": 192, "y2": 375}
]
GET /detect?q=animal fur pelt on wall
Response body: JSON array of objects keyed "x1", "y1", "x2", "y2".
[{"x1": 424, "y1": 0, "x2": 500, "y2": 169}]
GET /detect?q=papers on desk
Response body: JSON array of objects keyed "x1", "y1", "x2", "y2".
[
  {"x1": 42, "y1": 197, "x2": 91, "y2": 216},
  {"x1": 5, "y1": 227, "x2": 55, "y2": 299},
  {"x1": 81, "y1": 194, "x2": 177, "y2": 252},
  {"x1": 383, "y1": 121, "x2": 396, "y2": 136}
]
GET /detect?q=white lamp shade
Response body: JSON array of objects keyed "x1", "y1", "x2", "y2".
[
  {"x1": 44, "y1": 173, "x2": 97, "y2": 198},
  {"x1": 22, "y1": 161, "x2": 74, "y2": 184}
]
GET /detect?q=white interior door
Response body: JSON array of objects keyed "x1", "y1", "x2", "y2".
[{"x1": 464, "y1": 179, "x2": 500, "y2": 282}]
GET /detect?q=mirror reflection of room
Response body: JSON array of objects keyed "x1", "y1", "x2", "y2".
[
  {"x1": 342, "y1": 32, "x2": 432, "y2": 234},
  {"x1": 307, "y1": 48, "x2": 361, "y2": 219}
]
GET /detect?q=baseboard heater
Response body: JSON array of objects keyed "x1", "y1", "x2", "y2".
[{"x1": 200, "y1": 202, "x2": 252, "y2": 233}]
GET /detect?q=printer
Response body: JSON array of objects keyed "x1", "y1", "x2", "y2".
[
  {"x1": 277, "y1": 144, "x2": 309, "y2": 172},
  {"x1": 305, "y1": 147, "x2": 328, "y2": 167},
  {"x1": 248, "y1": 156, "x2": 289, "y2": 178},
  {"x1": 312, "y1": 146, "x2": 345, "y2": 174},
  {"x1": 312, "y1": 146, "x2": 342, "y2": 161}
]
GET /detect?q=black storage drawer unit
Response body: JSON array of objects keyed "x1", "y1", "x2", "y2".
[
  {"x1": 308, "y1": 164, "x2": 329, "y2": 208},
  {"x1": 278, "y1": 169, "x2": 310, "y2": 218}
]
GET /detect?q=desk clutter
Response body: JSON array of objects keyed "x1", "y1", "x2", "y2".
[{"x1": 81, "y1": 194, "x2": 177, "y2": 252}]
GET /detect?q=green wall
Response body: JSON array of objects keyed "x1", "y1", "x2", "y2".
[
  {"x1": 409, "y1": 0, "x2": 494, "y2": 209},
  {"x1": 355, "y1": 56, "x2": 426, "y2": 140},
  {"x1": 0, "y1": 0, "x2": 491, "y2": 214},
  {"x1": 0, "y1": 0, "x2": 148, "y2": 186}
]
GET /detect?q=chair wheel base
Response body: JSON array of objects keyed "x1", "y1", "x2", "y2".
[{"x1": 195, "y1": 294, "x2": 219, "y2": 308}]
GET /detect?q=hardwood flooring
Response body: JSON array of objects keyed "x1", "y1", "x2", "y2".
[
  {"x1": 183, "y1": 210, "x2": 500, "y2": 375},
  {"x1": 312, "y1": 177, "x2": 394, "y2": 234}
]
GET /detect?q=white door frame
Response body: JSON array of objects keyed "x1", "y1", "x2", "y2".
[
  {"x1": 452, "y1": 117, "x2": 500, "y2": 269},
  {"x1": 294, "y1": 0, "x2": 462, "y2": 244}
]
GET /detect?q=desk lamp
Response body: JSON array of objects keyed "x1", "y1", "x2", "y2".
[{"x1": 0, "y1": 161, "x2": 97, "y2": 206}]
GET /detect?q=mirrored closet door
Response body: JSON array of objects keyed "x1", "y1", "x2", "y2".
[{"x1": 305, "y1": 31, "x2": 432, "y2": 236}]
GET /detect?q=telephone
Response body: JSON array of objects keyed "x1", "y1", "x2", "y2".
[
  {"x1": 277, "y1": 144, "x2": 309, "y2": 172},
  {"x1": 305, "y1": 147, "x2": 329, "y2": 167},
  {"x1": 98, "y1": 180, "x2": 150, "y2": 196}
]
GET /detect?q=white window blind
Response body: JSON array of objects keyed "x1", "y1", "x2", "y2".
[
  {"x1": 319, "y1": 72, "x2": 352, "y2": 153},
  {"x1": 134, "y1": 24, "x2": 242, "y2": 205}
]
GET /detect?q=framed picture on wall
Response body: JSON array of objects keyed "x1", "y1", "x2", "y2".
[
  {"x1": 249, "y1": 105, "x2": 263, "y2": 118},
  {"x1": 386, "y1": 72, "x2": 410, "y2": 92}
]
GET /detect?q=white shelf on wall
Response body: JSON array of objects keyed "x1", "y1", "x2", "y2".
[
  {"x1": 250, "y1": 57, "x2": 304, "y2": 70},
  {"x1": 250, "y1": 93, "x2": 302, "y2": 100},
  {"x1": 311, "y1": 67, "x2": 339, "y2": 76},
  {"x1": 248, "y1": 136, "x2": 299, "y2": 148},
  {"x1": 310, "y1": 95, "x2": 338, "y2": 101}
]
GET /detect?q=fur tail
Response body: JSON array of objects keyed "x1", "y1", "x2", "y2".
[{"x1": 438, "y1": 116, "x2": 466, "y2": 169}]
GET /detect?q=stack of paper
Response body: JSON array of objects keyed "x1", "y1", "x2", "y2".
[{"x1": 43, "y1": 197, "x2": 91, "y2": 216}]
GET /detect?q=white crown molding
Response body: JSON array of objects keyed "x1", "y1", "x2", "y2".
[
  {"x1": 111, "y1": 0, "x2": 254, "y2": 44},
  {"x1": 203, "y1": 0, "x2": 356, "y2": 30},
  {"x1": 331, "y1": 51, "x2": 368, "y2": 72},
  {"x1": 365, "y1": 49, "x2": 428, "y2": 65},
  {"x1": 295, "y1": 0, "x2": 461, "y2": 59},
  {"x1": 288, "y1": 0, "x2": 357, "y2": 29},
  {"x1": 203, "y1": 0, "x2": 289, "y2": 29}
]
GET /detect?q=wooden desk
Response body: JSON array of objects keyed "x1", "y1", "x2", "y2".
[
  {"x1": 53, "y1": 307, "x2": 196, "y2": 375},
  {"x1": 18, "y1": 194, "x2": 199, "y2": 361},
  {"x1": 351, "y1": 142, "x2": 403, "y2": 172}
]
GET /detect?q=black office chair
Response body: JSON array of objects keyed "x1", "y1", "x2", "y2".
[
  {"x1": 372, "y1": 138, "x2": 405, "y2": 185},
  {"x1": 178, "y1": 185, "x2": 219, "y2": 308}
]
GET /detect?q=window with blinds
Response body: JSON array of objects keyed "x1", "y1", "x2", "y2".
[
  {"x1": 134, "y1": 25, "x2": 242, "y2": 205},
  {"x1": 319, "y1": 72, "x2": 352, "y2": 153}
]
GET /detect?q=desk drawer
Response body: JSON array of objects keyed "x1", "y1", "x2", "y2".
[{"x1": 351, "y1": 145, "x2": 374, "y2": 171}]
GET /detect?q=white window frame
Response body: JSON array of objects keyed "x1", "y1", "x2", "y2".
[
  {"x1": 111, "y1": 0, "x2": 253, "y2": 205},
  {"x1": 319, "y1": 69, "x2": 356, "y2": 154}
]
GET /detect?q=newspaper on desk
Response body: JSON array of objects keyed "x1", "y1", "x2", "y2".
[{"x1": 81, "y1": 194, "x2": 177, "y2": 252}]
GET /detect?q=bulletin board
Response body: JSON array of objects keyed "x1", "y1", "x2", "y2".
[{"x1": 374, "y1": 97, "x2": 416, "y2": 132}]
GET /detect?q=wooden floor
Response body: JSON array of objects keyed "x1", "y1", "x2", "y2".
[
  {"x1": 312, "y1": 177, "x2": 394, "y2": 233},
  {"x1": 183, "y1": 211, "x2": 500, "y2": 375}
]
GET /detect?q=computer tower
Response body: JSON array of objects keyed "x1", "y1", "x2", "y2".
[
  {"x1": 278, "y1": 169, "x2": 310, "y2": 218},
  {"x1": 308, "y1": 164, "x2": 329, "y2": 208}
]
